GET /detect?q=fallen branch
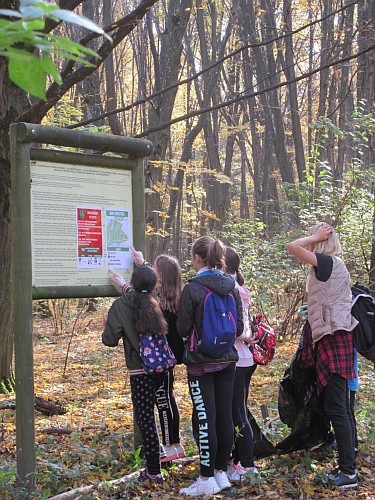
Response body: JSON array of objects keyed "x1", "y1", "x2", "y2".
[
  {"x1": 37, "y1": 425, "x2": 106, "y2": 435},
  {"x1": 0, "y1": 396, "x2": 66, "y2": 416},
  {"x1": 48, "y1": 455, "x2": 199, "y2": 500}
]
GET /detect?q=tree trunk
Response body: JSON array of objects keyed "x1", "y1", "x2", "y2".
[
  {"x1": 281, "y1": 0, "x2": 306, "y2": 183},
  {"x1": 103, "y1": 0, "x2": 123, "y2": 135},
  {"x1": 0, "y1": 58, "x2": 32, "y2": 390}
]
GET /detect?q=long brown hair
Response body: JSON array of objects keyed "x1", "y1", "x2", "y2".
[
  {"x1": 131, "y1": 266, "x2": 168, "y2": 336},
  {"x1": 154, "y1": 254, "x2": 183, "y2": 313},
  {"x1": 192, "y1": 236, "x2": 225, "y2": 269},
  {"x1": 225, "y1": 247, "x2": 245, "y2": 286}
]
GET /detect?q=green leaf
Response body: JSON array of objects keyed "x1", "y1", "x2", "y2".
[
  {"x1": 40, "y1": 54, "x2": 62, "y2": 85},
  {"x1": 52, "y1": 10, "x2": 112, "y2": 41},
  {"x1": 8, "y1": 55, "x2": 46, "y2": 100},
  {"x1": 23, "y1": 18, "x2": 45, "y2": 31}
]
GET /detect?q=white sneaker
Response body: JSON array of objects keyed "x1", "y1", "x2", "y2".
[
  {"x1": 214, "y1": 470, "x2": 231, "y2": 490},
  {"x1": 180, "y1": 476, "x2": 220, "y2": 496}
]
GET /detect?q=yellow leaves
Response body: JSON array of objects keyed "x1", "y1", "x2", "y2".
[
  {"x1": 151, "y1": 210, "x2": 170, "y2": 219},
  {"x1": 152, "y1": 182, "x2": 180, "y2": 194},
  {"x1": 145, "y1": 225, "x2": 171, "y2": 238},
  {"x1": 303, "y1": 485, "x2": 317, "y2": 494},
  {"x1": 361, "y1": 466, "x2": 372, "y2": 475},
  {"x1": 201, "y1": 210, "x2": 221, "y2": 221}
]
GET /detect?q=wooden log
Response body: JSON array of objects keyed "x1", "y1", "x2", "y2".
[{"x1": 48, "y1": 455, "x2": 199, "y2": 500}]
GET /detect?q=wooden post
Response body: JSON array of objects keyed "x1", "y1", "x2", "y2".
[{"x1": 10, "y1": 126, "x2": 36, "y2": 491}]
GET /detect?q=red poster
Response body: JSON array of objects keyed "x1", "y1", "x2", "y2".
[{"x1": 77, "y1": 207, "x2": 103, "y2": 268}]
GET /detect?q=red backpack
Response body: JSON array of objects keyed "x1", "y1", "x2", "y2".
[{"x1": 250, "y1": 315, "x2": 276, "y2": 365}]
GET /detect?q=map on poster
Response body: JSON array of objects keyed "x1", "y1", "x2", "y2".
[
  {"x1": 105, "y1": 209, "x2": 132, "y2": 269},
  {"x1": 31, "y1": 160, "x2": 133, "y2": 287}
]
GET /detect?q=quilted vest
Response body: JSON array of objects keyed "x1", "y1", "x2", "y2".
[{"x1": 307, "y1": 256, "x2": 358, "y2": 343}]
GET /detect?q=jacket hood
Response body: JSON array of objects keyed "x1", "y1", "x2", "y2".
[
  {"x1": 189, "y1": 273, "x2": 236, "y2": 296},
  {"x1": 120, "y1": 290, "x2": 137, "y2": 308}
]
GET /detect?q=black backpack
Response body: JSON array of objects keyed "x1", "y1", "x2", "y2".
[{"x1": 351, "y1": 282, "x2": 375, "y2": 362}]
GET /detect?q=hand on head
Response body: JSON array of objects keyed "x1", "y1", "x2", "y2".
[{"x1": 313, "y1": 223, "x2": 333, "y2": 242}]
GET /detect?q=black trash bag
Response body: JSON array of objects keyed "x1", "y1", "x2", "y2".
[
  {"x1": 192, "y1": 407, "x2": 276, "y2": 458},
  {"x1": 276, "y1": 322, "x2": 330, "y2": 453},
  {"x1": 247, "y1": 409, "x2": 276, "y2": 459}
]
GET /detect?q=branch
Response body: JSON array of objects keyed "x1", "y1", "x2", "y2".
[
  {"x1": 134, "y1": 44, "x2": 375, "y2": 138},
  {"x1": 66, "y1": 0, "x2": 360, "y2": 130},
  {"x1": 17, "y1": 0, "x2": 159, "y2": 123}
]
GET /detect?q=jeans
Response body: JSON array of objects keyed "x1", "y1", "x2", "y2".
[{"x1": 323, "y1": 373, "x2": 356, "y2": 475}]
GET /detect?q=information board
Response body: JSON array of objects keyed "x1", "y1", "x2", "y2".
[{"x1": 30, "y1": 160, "x2": 133, "y2": 287}]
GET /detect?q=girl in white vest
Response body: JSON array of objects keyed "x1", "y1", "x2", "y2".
[{"x1": 287, "y1": 223, "x2": 358, "y2": 490}]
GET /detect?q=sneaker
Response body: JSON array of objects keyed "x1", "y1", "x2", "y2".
[
  {"x1": 180, "y1": 476, "x2": 220, "y2": 496},
  {"x1": 331, "y1": 467, "x2": 359, "y2": 477},
  {"x1": 214, "y1": 470, "x2": 231, "y2": 490},
  {"x1": 333, "y1": 471, "x2": 358, "y2": 489},
  {"x1": 160, "y1": 443, "x2": 186, "y2": 462},
  {"x1": 227, "y1": 461, "x2": 260, "y2": 482},
  {"x1": 138, "y1": 469, "x2": 163, "y2": 486},
  {"x1": 175, "y1": 442, "x2": 186, "y2": 458}
]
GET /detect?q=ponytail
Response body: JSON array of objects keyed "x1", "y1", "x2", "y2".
[
  {"x1": 192, "y1": 236, "x2": 225, "y2": 269},
  {"x1": 225, "y1": 247, "x2": 245, "y2": 286}
]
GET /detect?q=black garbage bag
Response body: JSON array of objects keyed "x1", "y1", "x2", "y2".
[
  {"x1": 247, "y1": 409, "x2": 276, "y2": 459},
  {"x1": 276, "y1": 322, "x2": 330, "y2": 453}
]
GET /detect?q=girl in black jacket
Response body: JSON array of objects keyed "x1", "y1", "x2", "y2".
[
  {"x1": 103, "y1": 265, "x2": 168, "y2": 486},
  {"x1": 177, "y1": 236, "x2": 243, "y2": 497}
]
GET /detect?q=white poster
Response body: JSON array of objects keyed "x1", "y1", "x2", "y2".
[
  {"x1": 31, "y1": 160, "x2": 133, "y2": 287},
  {"x1": 105, "y1": 209, "x2": 132, "y2": 269}
]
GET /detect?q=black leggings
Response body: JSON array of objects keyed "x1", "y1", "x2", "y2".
[
  {"x1": 232, "y1": 364, "x2": 257, "y2": 467},
  {"x1": 188, "y1": 363, "x2": 236, "y2": 477},
  {"x1": 155, "y1": 369, "x2": 180, "y2": 445},
  {"x1": 130, "y1": 373, "x2": 160, "y2": 475},
  {"x1": 323, "y1": 373, "x2": 356, "y2": 475}
]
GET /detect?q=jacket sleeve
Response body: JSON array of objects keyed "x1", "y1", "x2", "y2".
[
  {"x1": 176, "y1": 284, "x2": 195, "y2": 338},
  {"x1": 102, "y1": 301, "x2": 124, "y2": 347},
  {"x1": 233, "y1": 288, "x2": 244, "y2": 337}
]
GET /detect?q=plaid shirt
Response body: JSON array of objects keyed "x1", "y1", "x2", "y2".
[{"x1": 300, "y1": 321, "x2": 355, "y2": 395}]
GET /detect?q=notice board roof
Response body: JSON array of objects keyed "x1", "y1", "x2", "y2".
[{"x1": 14, "y1": 122, "x2": 153, "y2": 157}]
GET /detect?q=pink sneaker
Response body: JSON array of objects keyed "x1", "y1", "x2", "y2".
[
  {"x1": 160, "y1": 443, "x2": 185, "y2": 462},
  {"x1": 227, "y1": 461, "x2": 260, "y2": 482}
]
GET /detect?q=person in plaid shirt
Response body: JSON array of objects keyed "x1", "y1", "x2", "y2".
[{"x1": 287, "y1": 223, "x2": 358, "y2": 490}]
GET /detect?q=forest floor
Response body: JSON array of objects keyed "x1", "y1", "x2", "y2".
[{"x1": 0, "y1": 307, "x2": 374, "y2": 499}]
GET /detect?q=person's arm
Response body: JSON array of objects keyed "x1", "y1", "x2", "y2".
[
  {"x1": 102, "y1": 301, "x2": 123, "y2": 347},
  {"x1": 286, "y1": 224, "x2": 332, "y2": 266},
  {"x1": 176, "y1": 285, "x2": 195, "y2": 338},
  {"x1": 109, "y1": 269, "x2": 131, "y2": 293},
  {"x1": 232, "y1": 289, "x2": 244, "y2": 337}
]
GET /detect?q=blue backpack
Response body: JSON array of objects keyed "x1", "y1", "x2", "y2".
[{"x1": 196, "y1": 283, "x2": 238, "y2": 358}]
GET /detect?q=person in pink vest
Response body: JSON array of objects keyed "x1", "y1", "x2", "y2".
[
  {"x1": 287, "y1": 223, "x2": 358, "y2": 490},
  {"x1": 224, "y1": 247, "x2": 260, "y2": 482}
]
